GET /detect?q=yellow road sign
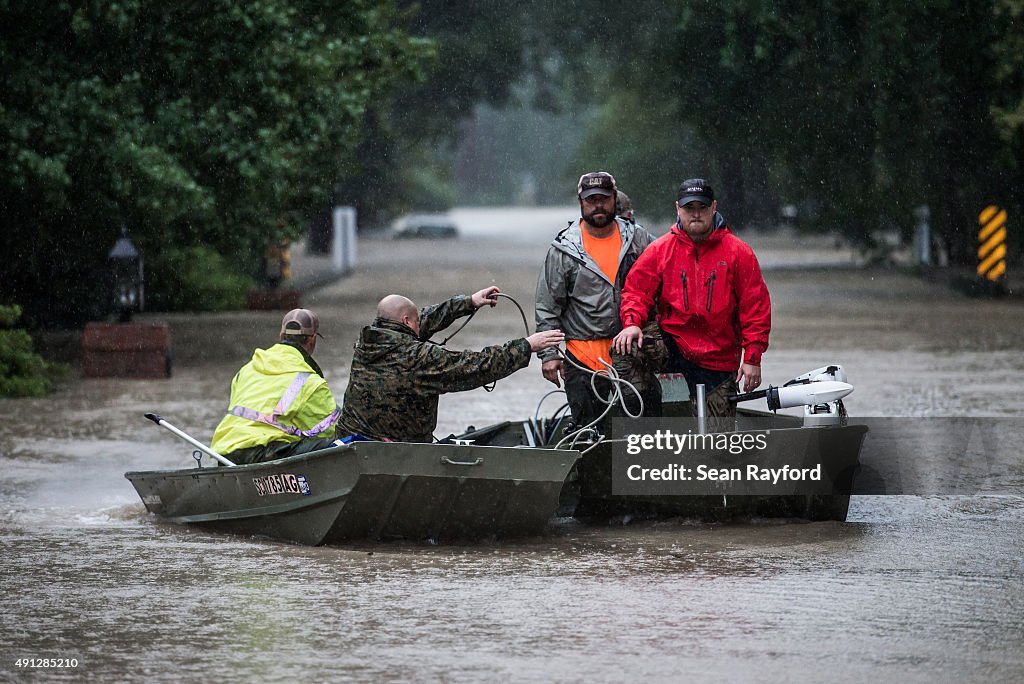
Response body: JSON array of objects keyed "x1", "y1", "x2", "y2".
[{"x1": 977, "y1": 206, "x2": 1007, "y2": 282}]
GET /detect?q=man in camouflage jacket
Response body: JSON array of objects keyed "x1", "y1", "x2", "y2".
[{"x1": 337, "y1": 286, "x2": 564, "y2": 443}]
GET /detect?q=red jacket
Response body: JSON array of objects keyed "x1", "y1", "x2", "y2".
[{"x1": 620, "y1": 223, "x2": 770, "y2": 372}]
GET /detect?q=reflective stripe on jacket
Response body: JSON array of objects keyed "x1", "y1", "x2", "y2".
[
  {"x1": 535, "y1": 217, "x2": 653, "y2": 362},
  {"x1": 211, "y1": 343, "x2": 340, "y2": 454},
  {"x1": 620, "y1": 221, "x2": 771, "y2": 372}
]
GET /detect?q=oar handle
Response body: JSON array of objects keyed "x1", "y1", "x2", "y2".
[{"x1": 144, "y1": 412, "x2": 237, "y2": 467}]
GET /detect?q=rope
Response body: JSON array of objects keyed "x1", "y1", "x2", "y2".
[
  {"x1": 550, "y1": 353, "x2": 644, "y2": 450},
  {"x1": 494, "y1": 292, "x2": 531, "y2": 335},
  {"x1": 440, "y1": 292, "x2": 532, "y2": 346},
  {"x1": 437, "y1": 291, "x2": 645, "y2": 439},
  {"x1": 438, "y1": 291, "x2": 535, "y2": 392},
  {"x1": 440, "y1": 309, "x2": 477, "y2": 346}
]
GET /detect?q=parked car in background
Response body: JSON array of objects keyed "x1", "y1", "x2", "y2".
[{"x1": 390, "y1": 213, "x2": 459, "y2": 239}]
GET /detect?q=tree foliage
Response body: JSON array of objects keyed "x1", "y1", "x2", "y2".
[
  {"x1": 992, "y1": 0, "x2": 1024, "y2": 145},
  {"x1": 0, "y1": 305, "x2": 61, "y2": 397},
  {"x1": 340, "y1": 0, "x2": 547, "y2": 227},
  {"x1": 1, "y1": 0, "x2": 432, "y2": 326},
  {"x1": 545, "y1": 1, "x2": 1022, "y2": 263},
  {"x1": 4, "y1": 0, "x2": 1022, "y2": 332}
]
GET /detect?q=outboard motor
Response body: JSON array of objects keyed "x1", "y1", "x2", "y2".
[
  {"x1": 782, "y1": 365, "x2": 850, "y2": 427},
  {"x1": 784, "y1": 364, "x2": 847, "y2": 385},
  {"x1": 731, "y1": 364, "x2": 853, "y2": 427}
]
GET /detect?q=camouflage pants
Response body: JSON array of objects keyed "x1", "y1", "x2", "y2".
[
  {"x1": 698, "y1": 376, "x2": 739, "y2": 420},
  {"x1": 613, "y1": 323, "x2": 739, "y2": 420},
  {"x1": 609, "y1": 321, "x2": 668, "y2": 417},
  {"x1": 224, "y1": 436, "x2": 336, "y2": 465}
]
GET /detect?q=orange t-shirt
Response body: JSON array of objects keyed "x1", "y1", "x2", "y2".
[{"x1": 566, "y1": 223, "x2": 622, "y2": 371}]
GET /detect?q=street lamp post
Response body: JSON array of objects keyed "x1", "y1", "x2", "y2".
[
  {"x1": 82, "y1": 229, "x2": 170, "y2": 379},
  {"x1": 108, "y1": 229, "x2": 144, "y2": 322}
]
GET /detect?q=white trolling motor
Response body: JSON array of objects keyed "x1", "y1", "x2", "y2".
[{"x1": 730, "y1": 364, "x2": 853, "y2": 427}]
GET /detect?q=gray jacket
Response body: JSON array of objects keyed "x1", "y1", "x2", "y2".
[{"x1": 535, "y1": 217, "x2": 654, "y2": 362}]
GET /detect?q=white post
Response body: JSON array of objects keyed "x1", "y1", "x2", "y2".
[
  {"x1": 332, "y1": 206, "x2": 358, "y2": 274},
  {"x1": 913, "y1": 205, "x2": 931, "y2": 266},
  {"x1": 696, "y1": 383, "x2": 707, "y2": 434}
]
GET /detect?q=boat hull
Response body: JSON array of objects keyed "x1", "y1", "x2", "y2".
[
  {"x1": 572, "y1": 419, "x2": 867, "y2": 522},
  {"x1": 126, "y1": 442, "x2": 578, "y2": 545},
  {"x1": 455, "y1": 410, "x2": 867, "y2": 522}
]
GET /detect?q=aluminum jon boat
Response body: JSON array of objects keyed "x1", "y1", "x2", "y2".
[{"x1": 126, "y1": 440, "x2": 579, "y2": 545}]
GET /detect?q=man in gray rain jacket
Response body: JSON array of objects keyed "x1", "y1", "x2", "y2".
[{"x1": 535, "y1": 171, "x2": 659, "y2": 428}]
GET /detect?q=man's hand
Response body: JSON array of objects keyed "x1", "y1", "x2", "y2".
[
  {"x1": 612, "y1": 325, "x2": 643, "y2": 355},
  {"x1": 527, "y1": 329, "x2": 564, "y2": 354},
  {"x1": 471, "y1": 286, "x2": 501, "y2": 308},
  {"x1": 736, "y1": 363, "x2": 762, "y2": 393},
  {"x1": 541, "y1": 358, "x2": 565, "y2": 387}
]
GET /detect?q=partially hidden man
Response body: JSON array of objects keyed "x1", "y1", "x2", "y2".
[
  {"x1": 211, "y1": 308, "x2": 341, "y2": 464},
  {"x1": 337, "y1": 286, "x2": 564, "y2": 443}
]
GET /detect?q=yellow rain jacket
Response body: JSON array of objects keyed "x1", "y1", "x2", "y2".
[{"x1": 211, "y1": 343, "x2": 340, "y2": 455}]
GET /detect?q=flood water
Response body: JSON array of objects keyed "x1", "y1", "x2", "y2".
[{"x1": 2, "y1": 213, "x2": 1023, "y2": 682}]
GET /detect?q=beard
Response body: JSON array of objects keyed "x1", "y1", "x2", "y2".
[
  {"x1": 583, "y1": 205, "x2": 614, "y2": 228},
  {"x1": 680, "y1": 217, "x2": 713, "y2": 242}
]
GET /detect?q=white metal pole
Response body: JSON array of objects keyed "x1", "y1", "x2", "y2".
[{"x1": 144, "y1": 413, "x2": 236, "y2": 466}]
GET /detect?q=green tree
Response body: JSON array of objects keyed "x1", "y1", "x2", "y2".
[
  {"x1": 339, "y1": 0, "x2": 548, "y2": 227},
  {"x1": 993, "y1": 0, "x2": 1024, "y2": 142},
  {"x1": 991, "y1": 0, "x2": 1024, "y2": 259},
  {"x1": 1, "y1": 1, "x2": 432, "y2": 326},
  {"x1": 0, "y1": 304, "x2": 62, "y2": 397},
  {"x1": 548, "y1": 0, "x2": 1021, "y2": 263}
]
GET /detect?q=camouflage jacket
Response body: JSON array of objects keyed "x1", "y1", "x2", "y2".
[{"x1": 337, "y1": 295, "x2": 532, "y2": 443}]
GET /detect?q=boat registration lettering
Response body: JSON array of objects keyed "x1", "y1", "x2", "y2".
[{"x1": 253, "y1": 473, "x2": 311, "y2": 497}]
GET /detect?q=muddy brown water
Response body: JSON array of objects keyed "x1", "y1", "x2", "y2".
[{"x1": 2, "y1": 219, "x2": 1023, "y2": 682}]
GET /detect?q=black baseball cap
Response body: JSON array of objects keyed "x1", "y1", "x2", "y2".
[
  {"x1": 577, "y1": 171, "x2": 617, "y2": 199},
  {"x1": 677, "y1": 178, "x2": 715, "y2": 206}
]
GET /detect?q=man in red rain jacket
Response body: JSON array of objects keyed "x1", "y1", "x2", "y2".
[{"x1": 612, "y1": 178, "x2": 770, "y2": 416}]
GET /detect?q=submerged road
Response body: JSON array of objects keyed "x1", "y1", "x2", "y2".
[{"x1": 1, "y1": 211, "x2": 1023, "y2": 681}]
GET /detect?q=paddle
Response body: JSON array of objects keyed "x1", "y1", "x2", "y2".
[{"x1": 144, "y1": 413, "x2": 237, "y2": 467}]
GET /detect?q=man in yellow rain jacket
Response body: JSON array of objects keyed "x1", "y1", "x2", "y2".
[{"x1": 211, "y1": 309, "x2": 340, "y2": 463}]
